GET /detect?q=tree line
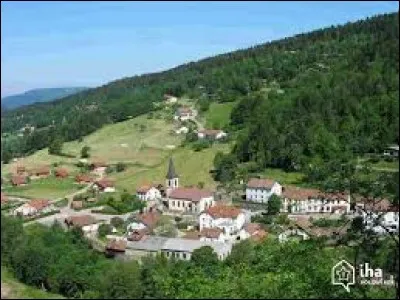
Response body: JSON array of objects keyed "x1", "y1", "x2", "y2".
[{"x1": 2, "y1": 13, "x2": 398, "y2": 164}]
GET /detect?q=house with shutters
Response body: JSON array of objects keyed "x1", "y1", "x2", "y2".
[
  {"x1": 13, "y1": 199, "x2": 53, "y2": 216},
  {"x1": 245, "y1": 178, "x2": 282, "y2": 203},
  {"x1": 136, "y1": 184, "x2": 162, "y2": 201},
  {"x1": 280, "y1": 186, "x2": 351, "y2": 214},
  {"x1": 199, "y1": 205, "x2": 246, "y2": 242}
]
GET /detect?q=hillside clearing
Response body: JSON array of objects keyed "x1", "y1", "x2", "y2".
[{"x1": 203, "y1": 101, "x2": 238, "y2": 129}]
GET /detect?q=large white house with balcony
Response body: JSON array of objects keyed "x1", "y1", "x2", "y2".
[
  {"x1": 245, "y1": 178, "x2": 282, "y2": 203},
  {"x1": 280, "y1": 186, "x2": 351, "y2": 214}
]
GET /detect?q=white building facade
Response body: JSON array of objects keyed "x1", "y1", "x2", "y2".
[
  {"x1": 136, "y1": 186, "x2": 162, "y2": 201},
  {"x1": 199, "y1": 205, "x2": 246, "y2": 241},
  {"x1": 245, "y1": 178, "x2": 282, "y2": 203}
]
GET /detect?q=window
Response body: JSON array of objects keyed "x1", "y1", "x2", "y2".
[{"x1": 182, "y1": 253, "x2": 187, "y2": 259}]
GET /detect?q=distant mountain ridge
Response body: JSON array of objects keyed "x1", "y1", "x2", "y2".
[{"x1": 1, "y1": 87, "x2": 89, "y2": 110}]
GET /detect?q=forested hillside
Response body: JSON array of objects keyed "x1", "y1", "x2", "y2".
[
  {"x1": 1, "y1": 87, "x2": 88, "y2": 110},
  {"x1": 1, "y1": 13, "x2": 398, "y2": 167}
]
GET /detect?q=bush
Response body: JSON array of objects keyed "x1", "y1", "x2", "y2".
[
  {"x1": 192, "y1": 140, "x2": 211, "y2": 152},
  {"x1": 98, "y1": 223, "x2": 113, "y2": 238},
  {"x1": 116, "y1": 162, "x2": 127, "y2": 172},
  {"x1": 384, "y1": 156, "x2": 395, "y2": 162}
]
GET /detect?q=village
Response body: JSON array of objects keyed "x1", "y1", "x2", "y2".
[{"x1": 1, "y1": 95, "x2": 399, "y2": 262}]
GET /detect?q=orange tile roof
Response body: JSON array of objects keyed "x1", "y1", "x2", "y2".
[
  {"x1": 205, "y1": 205, "x2": 242, "y2": 219},
  {"x1": 28, "y1": 199, "x2": 50, "y2": 210},
  {"x1": 282, "y1": 186, "x2": 321, "y2": 200},
  {"x1": 138, "y1": 212, "x2": 160, "y2": 229},
  {"x1": 106, "y1": 239, "x2": 127, "y2": 252},
  {"x1": 75, "y1": 174, "x2": 93, "y2": 183},
  {"x1": 55, "y1": 167, "x2": 69, "y2": 178},
  {"x1": 95, "y1": 178, "x2": 114, "y2": 189},
  {"x1": 244, "y1": 223, "x2": 262, "y2": 235},
  {"x1": 65, "y1": 215, "x2": 97, "y2": 227},
  {"x1": 247, "y1": 178, "x2": 276, "y2": 189},
  {"x1": 200, "y1": 227, "x2": 223, "y2": 238}
]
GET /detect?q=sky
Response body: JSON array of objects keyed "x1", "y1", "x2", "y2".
[{"x1": 1, "y1": 1, "x2": 398, "y2": 97}]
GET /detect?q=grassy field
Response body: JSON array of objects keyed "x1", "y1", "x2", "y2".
[
  {"x1": 2, "y1": 114, "x2": 182, "y2": 175},
  {"x1": 1, "y1": 267, "x2": 64, "y2": 299},
  {"x1": 203, "y1": 101, "x2": 238, "y2": 128},
  {"x1": 257, "y1": 168, "x2": 306, "y2": 186},
  {"x1": 110, "y1": 143, "x2": 232, "y2": 193},
  {"x1": 2, "y1": 177, "x2": 85, "y2": 200}
]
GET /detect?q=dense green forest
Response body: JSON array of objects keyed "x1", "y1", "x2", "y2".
[
  {"x1": 1, "y1": 13, "x2": 399, "y2": 170},
  {"x1": 1, "y1": 214, "x2": 397, "y2": 299}
]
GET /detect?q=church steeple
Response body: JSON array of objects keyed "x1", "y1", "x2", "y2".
[{"x1": 166, "y1": 157, "x2": 179, "y2": 191}]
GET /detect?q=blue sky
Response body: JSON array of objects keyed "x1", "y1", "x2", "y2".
[{"x1": 1, "y1": 1, "x2": 398, "y2": 97}]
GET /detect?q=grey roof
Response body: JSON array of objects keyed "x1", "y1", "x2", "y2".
[
  {"x1": 126, "y1": 236, "x2": 232, "y2": 256},
  {"x1": 166, "y1": 157, "x2": 178, "y2": 179},
  {"x1": 126, "y1": 236, "x2": 169, "y2": 252},
  {"x1": 386, "y1": 145, "x2": 399, "y2": 151},
  {"x1": 161, "y1": 238, "x2": 232, "y2": 255}
]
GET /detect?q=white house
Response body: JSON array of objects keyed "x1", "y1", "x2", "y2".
[
  {"x1": 65, "y1": 215, "x2": 100, "y2": 234},
  {"x1": 197, "y1": 129, "x2": 227, "y2": 140},
  {"x1": 281, "y1": 186, "x2": 351, "y2": 214},
  {"x1": 13, "y1": 199, "x2": 52, "y2": 217},
  {"x1": 383, "y1": 145, "x2": 399, "y2": 158},
  {"x1": 175, "y1": 126, "x2": 189, "y2": 135},
  {"x1": 239, "y1": 223, "x2": 268, "y2": 242},
  {"x1": 164, "y1": 94, "x2": 178, "y2": 104},
  {"x1": 93, "y1": 178, "x2": 115, "y2": 193},
  {"x1": 167, "y1": 187, "x2": 215, "y2": 214},
  {"x1": 199, "y1": 205, "x2": 246, "y2": 241},
  {"x1": 174, "y1": 107, "x2": 196, "y2": 121},
  {"x1": 355, "y1": 199, "x2": 399, "y2": 234},
  {"x1": 278, "y1": 228, "x2": 310, "y2": 243},
  {"x1": 136, "y1": 185, "x2": 162, "y2": 201},
  {"x1": 245, "y1": 178, "x2": 282, "y2": 203}
]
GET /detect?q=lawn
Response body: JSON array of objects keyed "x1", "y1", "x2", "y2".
[
  {"x1": 1, "y1": 267, "x2": 64, "y2": 299},
  {"x1": 203, "y1": 101, "x2": 238, "y2": 128},
  {"x1": 111, "y1": 143, "x2": 233, "y2": 193},
  {"x1": 2, "y1": 113, "x2": 182, "y2": 175},
  {"x1": 2, "y1": 177, "x2": 85, "y2": 200},
  {"x1": 257, "y1": 168, "x2": 306, "y2": 186}
]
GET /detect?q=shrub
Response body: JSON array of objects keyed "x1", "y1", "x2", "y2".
[{"x1": 116, "y1": 162, "x2": 127, "y2": 172}]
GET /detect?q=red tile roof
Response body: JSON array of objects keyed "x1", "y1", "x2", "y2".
[
  {"x1": 282, "y1": 186, "x2": 321, "y2": 200},
  {"x1": 65, "y1": 215, "x2": 97, "y2": 227},
  {"x1": 250, "y1": 229, "x2": 267, "y2": 242},
  {"x1": 136, "y1": 184, "x2": 155, "y2": 193},
  {"x1": 55, "y1": 167, "x2": 69, "y2": 178},
  {"x1": 31, "y1": 166, "x2": 50, "y2": 176},
  {"x1": 95, "y1": 178, "x2": 114, "y2": 189},
  {"x1": 75, "y1": 174, "x2": 93, "y2": 183},
  {"x1": 205, "y1": 205, "x2": 242, "y2": 219},
  {"x1": 355, "y1": 197, "x2": 397, "y2": 212},
  {"x1": 106, "y1": 239, "x2": 127, "y2": 252},
  {"x1": 247, "y1": 178, "x2": 276, "y2": 189},
  {"x1": 138, "y1": 211, "x2": 160, "y2": 229},
  {"x1": 169, "y1": 187, "x2": 213, "y2": 202},
  {"x1": 244, "y1": 223, "x2": 262, "y2": 235},
  {"x1": 200, "y1": 227, "x2": 223, "y2": 238},
  {"x1": 11, "y1": 175, "x2": 27, "y2": 185},
  {"x1": 28, "y1": 199, "x2": 50, "y2": 210}
]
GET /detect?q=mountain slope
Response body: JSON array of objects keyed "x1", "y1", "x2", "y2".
[
  {"x1": 1, "y1": 12, "x2": 398, "y2": 168},
  {"x1": 1, "y1": 87, "x2": 88, "y2": 110}
]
